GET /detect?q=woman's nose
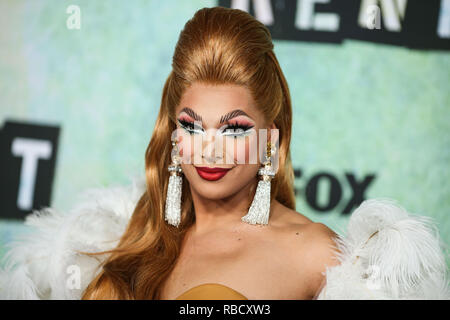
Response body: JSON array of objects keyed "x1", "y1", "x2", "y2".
[{"x1": 201, "y1": 131, "x2": 224, "y2": 164}]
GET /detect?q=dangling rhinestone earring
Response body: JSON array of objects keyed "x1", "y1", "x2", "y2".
[
  {"x1": 165, "y1": 139, "x2": 183, "y2": 227},
  {"x1": 241, "y1": 141, "x2": 276, "y2": 225}
]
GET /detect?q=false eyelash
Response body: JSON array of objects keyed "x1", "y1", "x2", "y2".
[
  {"x1": 224, "y1": 123, "x2": 254, "y2": 132},
  {"x1": 177, "y1": 119, "x2": 204, "y2": 134},
  {"x1": 177, "y1": 119, "x2": 254, "y2": 136}
]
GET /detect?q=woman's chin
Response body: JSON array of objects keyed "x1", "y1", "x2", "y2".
[{"x1": 192, "y1": 186, "x2": 238, "y2": 201}]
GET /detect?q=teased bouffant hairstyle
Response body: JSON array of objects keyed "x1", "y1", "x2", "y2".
[{"x1": 82, "y1": 6, "x2": 294, "y2": 299}]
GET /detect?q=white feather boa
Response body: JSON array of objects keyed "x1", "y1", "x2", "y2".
[
  {"x1": 318, "y1": 199, "x2": 449, "y2": 299},
  {"x1": 0, "y1": 177, "x2": 448, "y2": 299},
  {"x1": 0, "y1": 177, "x2": 146, "y2": 299}
]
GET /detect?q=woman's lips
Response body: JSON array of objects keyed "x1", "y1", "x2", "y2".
[{"x1": 195, "y1": 166, "x2": 232, "y2": 181}]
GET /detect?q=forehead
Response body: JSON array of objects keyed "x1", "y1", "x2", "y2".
[{"x1": 176, "y1": 82, "x2": 258, "y2": 118}]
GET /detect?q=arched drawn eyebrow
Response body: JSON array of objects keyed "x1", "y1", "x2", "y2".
[
  {"x1": 179, "y1": 107, "x2": 251, "y2": 124},
  {"x1": 179, "y1": 107, "x2": 202, "y2": 122},
  {"x1": 219, "y1": 109, "x2": 251, "y2": 123}
]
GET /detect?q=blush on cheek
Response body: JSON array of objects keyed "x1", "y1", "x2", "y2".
[
  {"x1": 178, "y1": 137, "x2": 192, "y2": 163},
  {"x1": 246, "y1": 134, "x2": 259, "y2": 165},
  {"x1": 228, "y1": 135, "x2": 257, "y2": 165},
  {"x1": 222, "y1": 138, "x2": 237, "y2": 165},
  {"x1": 178, "y1": 134, "x2": 204, "y2": 165}
]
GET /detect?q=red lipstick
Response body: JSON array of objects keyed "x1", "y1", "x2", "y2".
[{"x1": 195, "y1": 166, "x2": 232, "y2": 181}]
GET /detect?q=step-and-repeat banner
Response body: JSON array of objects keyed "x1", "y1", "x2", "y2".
[{"x1": 1, "y1": 0, "x2": 449, "y2": 266}]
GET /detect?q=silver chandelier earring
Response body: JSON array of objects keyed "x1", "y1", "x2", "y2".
[
  {"x1": 241, "y1": 141, "x2": 276, "y2": 225},
  {"x1": 165, "y1": 138, "x2": 182, "y2": 227}
]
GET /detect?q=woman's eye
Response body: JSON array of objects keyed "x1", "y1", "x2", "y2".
[
  {"x1": 222, "y1": 124, "x2": 254, "y2": 137},
  {"x1": 178, "y1": 119, "x2": 204, "y2": 135},
  {"x1": 226, "y1": 128, "x2": 243, "y2": 134}
]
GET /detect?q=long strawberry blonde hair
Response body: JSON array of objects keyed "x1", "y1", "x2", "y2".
[{"x1": 82, "y1": 6, "x2": 295, "y2": 299}]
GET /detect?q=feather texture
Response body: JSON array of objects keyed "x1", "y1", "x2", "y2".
[
  {"x1": 317, "y1": 198, "x2": 449, "y2": 299},
  {"x1": 0, "y1": 175, "x2": 146, "y2": 299}
]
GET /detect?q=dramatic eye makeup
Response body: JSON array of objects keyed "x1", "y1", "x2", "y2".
[
  {"x1": 177, "y1": 107, "x2": 255, "y2": 137},
  {"x1": 177, "y1": 107, "x2": 205, "y2": 135},
  {"x1": 219, "y1": 109, "x2": 255, "y2": 137},
  {"x1": 177, "y1": 117, "x2": 205, "y2": 135},
  {"x1": 220, "y1": 121, "x2": 254, "y2": 137}
]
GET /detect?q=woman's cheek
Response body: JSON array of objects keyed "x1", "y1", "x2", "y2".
[
  {"x1": 232, "y1": 136, "x2": 248, "y2": 164},
  {"x1": 223, "y1": 134, "x2": 257, "y2": 165},
  {"x1": 179, "y1": 136, "x2": 193, "y2": 164},
  {"x1": 244, "y1": 133, "x2": 258, "y2": 165},
  {"x1": 222, "y1": 137, "x2": 239, "y2": 164}
]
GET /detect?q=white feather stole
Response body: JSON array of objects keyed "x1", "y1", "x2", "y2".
[
  {"x1": 0, "y1": 178, "x2": 448, "y2": 299},
  {"x1": 0, "y1": 176, "x2": 146, "y2": 299},
  {"x1": 317, "y1": 198, "x2": 449, "y2": 299}
]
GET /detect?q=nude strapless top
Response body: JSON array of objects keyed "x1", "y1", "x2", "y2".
[{"x1": 175, "y1": 283, "x2": 248, "y2": 300}]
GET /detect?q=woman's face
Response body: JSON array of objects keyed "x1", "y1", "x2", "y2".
[{"x1": 174, "y1": 82, "x2": 272, "y2": 200}]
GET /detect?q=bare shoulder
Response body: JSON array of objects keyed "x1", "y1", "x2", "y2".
[
  {"x1": 299, "y1": 222, "x2": 340, "y2": 298},
  {"x1": 271, "y1": 201, "x2": 339, "y2": 259},
  {"x1": 270, "y1": 199, "x2": 313, "y2": 226},
  {"x1": 269, "y1": 200, "x2": 340, "y2": 298}
]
